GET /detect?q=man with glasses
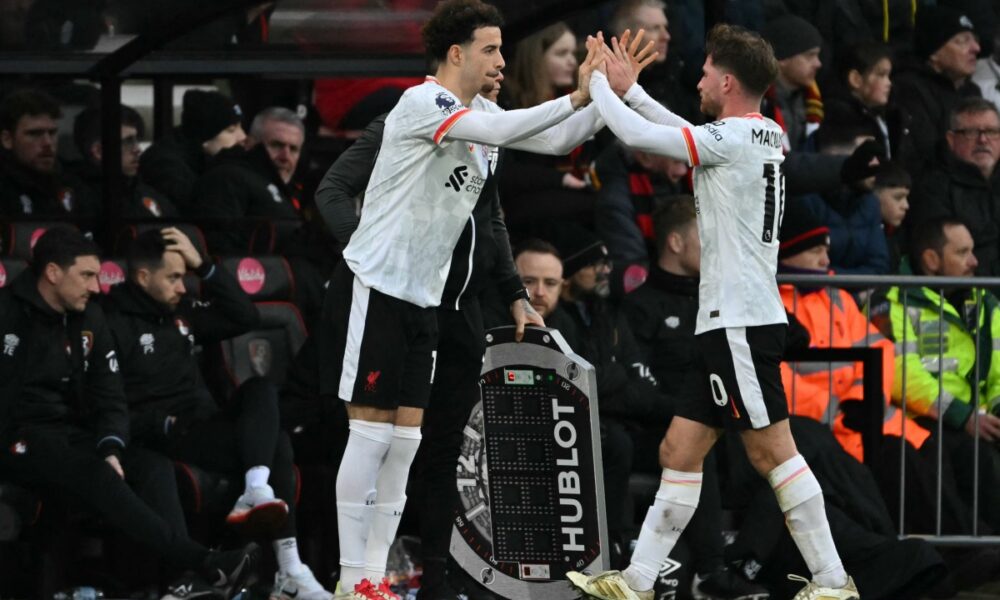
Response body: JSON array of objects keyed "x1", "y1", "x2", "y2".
[
  {"x1": 72, "y1": 105, "x2": 178, "y2": 220},
  {"x1": 910, "y1": 97, "x2": 1000, "y2": 275}
]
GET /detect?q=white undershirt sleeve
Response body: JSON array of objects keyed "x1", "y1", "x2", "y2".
[
  {"x1": 506, "y1": 104, "x2": 605, "y2": 155},
  {"x1": 444, "y1": 94, "x2": 575, "y2": 146},
  {"x1": 622, "y1": 83, "x2": 694, "y2": 128},
  {"x1": 589, "y1": 71, "x2": 690, "y2": 162}
]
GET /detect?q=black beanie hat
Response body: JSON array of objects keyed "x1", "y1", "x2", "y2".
[
  {"x1": 779, "y1": 200, "x2": 830, "y2": 260},
  {"x1": 914, "y1": 6, "x2": 975, "y2": 60},
  {"x1": 181, "y1": 90, "x2": 242, "y2": 143},
  {"x1": 550, "y1": 224, "x2": 609, "y2": 278},
  {"x1": 761, "y1": 15, "x2": 823, "y2": 60}
]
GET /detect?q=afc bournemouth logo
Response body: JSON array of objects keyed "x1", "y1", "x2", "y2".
[
  {"x1": 142, "y1": 197, "x2": 162, "y2": 217},
  {"x1": 58, "y1": 188, "x2": 74, "y2": 213}
]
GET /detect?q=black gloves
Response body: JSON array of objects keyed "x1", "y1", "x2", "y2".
[{"x1": 840, "y1": 139, "x2": 886, "y2": 185}]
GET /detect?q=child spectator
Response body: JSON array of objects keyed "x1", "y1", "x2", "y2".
[{"x1": 873, "y1": 162, "x2": 911, "y2": 271}]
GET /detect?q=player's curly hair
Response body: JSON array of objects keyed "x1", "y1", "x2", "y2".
[
  {"x1": 705, "y1": 24, "x2": 778, "y2": 97},
  {"x1": 422, "y1": 0, "x2": 504, "y2": 62}
]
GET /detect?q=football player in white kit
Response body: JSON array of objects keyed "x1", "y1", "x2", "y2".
[
  {"x1": 321, "y1": 2, "x2": 625, "y2": 599},
  {"x1": 567, "y1": 27, "x2": 860, "y2": 600}
]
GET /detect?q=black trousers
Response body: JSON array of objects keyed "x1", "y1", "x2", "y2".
[
  {"x1": 411, "y1": 303, "x2": 486, "y2": 577},
  {"x1": 148, "y1": 378, "x2": 297, "y2": 538},
  {"x1": 0, "y1": 425, "x2": 206, "y2": 568}
]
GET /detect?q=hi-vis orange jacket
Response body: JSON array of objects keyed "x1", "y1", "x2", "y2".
[{"x1": 780, "y1": 284, "x2": 930, "y2": 462}]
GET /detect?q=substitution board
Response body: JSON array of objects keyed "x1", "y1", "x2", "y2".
[{"x1": 450, "y1": 326, "x2": 608, "y2": 599}]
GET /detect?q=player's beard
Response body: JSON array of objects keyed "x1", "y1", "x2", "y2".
[{"x1": 699, "y1": 91, "x2": 721, "y2": 119}]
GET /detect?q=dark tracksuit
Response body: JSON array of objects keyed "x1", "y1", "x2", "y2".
[
  {"x1": 101, "y1": 262, "x2": 298, "y2": 539},
  {"x1": 71, "y1": 161, "x2": 179, "y2": 221},
  {"x1": 315, "y1": 114, "x2": 526, "y2": 586},
  {"x1": 0, "y1": 155, "x2": 100, "y2": 221},
  {"x1": 138, "y1": 128, "x2": 208, "y2": 212},
  {"x1": 189, "y1": 145, "x2": 303, "y2": 256},
  {"x1": 192, "y1": 144, "x2": 330, "y2": 327},
  {"x1": 0, "y1": 272, "x2": 206, "y2": 567}
]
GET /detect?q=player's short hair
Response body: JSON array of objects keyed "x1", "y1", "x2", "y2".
[
  {"x1": 874, "y1": 161, "x2": 911, "y2": 190},
  {"x1": 653, "y1": 195, "x2": 697, "y2": 257},
  {"x1": 126, "y1": 230, "x2": 169, "y2": 276},
  {"x1": 73, "y1": 105, "x2": 145, "y2": 157},
  {"x1": 422, "y1": 0, "x2": 504, "y2": 62},
  {"x1": 704, "y1": 24, "x2": 778, "y2": 97},
  {"x1": 514, "y1": 238, "x2": 561, "y2": 262},
  {"x1": 609, "y1": 0, "x2": 666, "y2": 37},
  {"x1": 31, "y1": 226, "x2": 100, "y2": 277},
  {"x1": 909, "y1": 217, "x2": 969, "y2": 274},
  {"x1": 0, "y1": 88, "x2": 61, "y2": 134},
  {"x1": 949, "y1": 96, "x2": 1000, "y2": 130}
]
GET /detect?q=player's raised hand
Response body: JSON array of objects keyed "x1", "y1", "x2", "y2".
[
  {"x1": 606, "y1": 29, "x2": 659, "y2": 97},
  {"x1": 570, "y1": 33, "x2": 607, "y2": 109}
]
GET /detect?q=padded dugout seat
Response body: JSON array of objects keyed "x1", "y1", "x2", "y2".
[
  {"x1": 218, "y1": 256, "x2": 307, "y2": 387},
  {"x1": 0, "y1": 258, "x2": 27, "y2": 288},
  {"x1": 2, "y1": 221, "x2": 76, "y2": 260}
]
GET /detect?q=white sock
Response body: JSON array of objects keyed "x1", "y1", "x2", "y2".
[
  {"x1": 363, "y1": 425, "x2": 422, "y2": 583},
  {"x1": 768, "y1": 454, "x2": 848, "y2": 589},
  {"x1": 274, "y1": 537, "x2": 303, "y2": 575},
  {"x1": 337, "y1": 420, "x2": 393, "y2": 590},
  {"x1": 245, "y1": 465, "x2": 270, "y2": 491},
  {"x1": 623, "y1": 469, "x2": 702, "y2": 592}
]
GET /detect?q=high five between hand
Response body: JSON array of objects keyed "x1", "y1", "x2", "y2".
[{"x1": 570, "y1": 33, "x2": 608, "y2": 108}]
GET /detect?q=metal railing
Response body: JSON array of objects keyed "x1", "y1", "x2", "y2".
[{"x1": 776, "y1": 272, "x2": 1000, "y2": 546}]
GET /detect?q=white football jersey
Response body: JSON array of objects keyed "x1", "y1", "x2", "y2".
[
  {"x1": 342, "y1": 77, "x2": 499, "y2": 308},
  {"x1": 680, "y1": 115, "x2": 788, "y2": 334}
]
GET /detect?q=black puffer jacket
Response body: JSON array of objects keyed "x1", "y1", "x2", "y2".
[
  {"x1": 100, "y1": 262, "x2": 258, "y2": 442},
  {"x1": 139, "y1": 128, "x2": 208, "y2": 210},
  {"x1": 909, "y1": 152, "x2": 1000, "y2": 276},
  {"x1": 0, "y1": 271, "x2": 128, "y2": 454}
]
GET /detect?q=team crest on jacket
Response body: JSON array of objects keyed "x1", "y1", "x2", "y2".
[
  {"x1": 664, "y1": 316, "x2": 680, "y2": 329},
  {"x1": 2, "y1": 333, "x2": 18, "y2": 356},
  {"x1": 140, "y1": 333, "x2": 155, "y2": 354},
  {"x1": 19, "y1": 194, "x2": 32, "y2": 214},
  {"x1": 142, "y1": 197, "x2": 162, "y2": 217},
  {"x1": 59, "y1": 188, "x2": 74, "y2": 212}
]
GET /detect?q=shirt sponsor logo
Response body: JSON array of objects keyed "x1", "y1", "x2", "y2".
[
  {"x1": 703, "y1": 122, "x2": 724, "y2": 141},
  {"x1": 445, "y1": 165, "x2": 468, "y2": 191},
  {"x1": 237, "y1": 257, "x2": 266, "y2": 295},
  {"x1": 99, "y1": 261, "x2": 125, "y2": 294}
]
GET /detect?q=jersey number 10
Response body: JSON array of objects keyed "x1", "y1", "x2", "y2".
[{"x1": 761, "y1": 163, "x2": 785, "y2": 244}]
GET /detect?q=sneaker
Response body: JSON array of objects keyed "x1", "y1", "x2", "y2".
[
  {"x1": 788, "y1": 574, "x2": 859, "y2": 600},
  {"x1": 201, "y1": 542, "x2": 260, "y2": 596},
  {"x1": 162, "y1": 572, "x2": 223, "y2": 599},
  {"x1": 226, "y1": 484, "x2": 289, "y2": 536},
  {"x1": 693, "y1": 567, "x2": 770, "y2": 599},
  {"x1": 347, "y1": 578, "x2": 398, "y2": 600},
  {"x1": 271, "y1": 565, "x2": 334, "y2": 600},
  {"x1": 566, "y1": 570, "x2": 653, "y2": 600}
]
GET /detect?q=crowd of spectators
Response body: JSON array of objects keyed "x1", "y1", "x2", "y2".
[{"x1": 9, "y1": 0, "x2": 1000, "y2": 599}]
